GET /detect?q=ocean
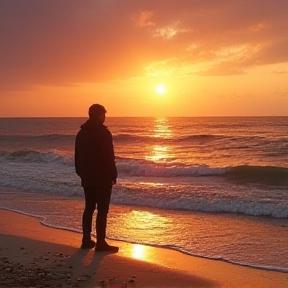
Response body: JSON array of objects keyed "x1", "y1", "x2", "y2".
[{"x1": 0, "y1": 117, "x2": 287, "y2": 272}]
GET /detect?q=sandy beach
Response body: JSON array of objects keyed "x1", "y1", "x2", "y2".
[{"x1": 0, "y1": 209, "x2": 287, "y2": 288}]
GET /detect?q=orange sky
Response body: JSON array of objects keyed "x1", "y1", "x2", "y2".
[{"x1": 0, "y1": 0, "x2": 287, "y2": 117}]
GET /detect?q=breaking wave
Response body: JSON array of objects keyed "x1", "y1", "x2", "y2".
[{"x1": 1, "y1": 149, "x2": 288, "y2": 185}]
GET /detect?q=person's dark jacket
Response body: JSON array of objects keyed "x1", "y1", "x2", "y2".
[{"x1": 75, "y1": 118, "x2": 118, "y2": 187}]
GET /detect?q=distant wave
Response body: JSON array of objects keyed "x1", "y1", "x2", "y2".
[
  {"x1": 114, "y1": 134, "x2": 147, "y2": 142},
  {"x1": 0, "y1": 134, "x2": 75, "y2": 142},
  {"x1": 1, "y1": 133, "x2": 283, "y2": 150},
  {"x1": 113, "y1": 134, "x2": 275, "y2": 146},
  {"x1": 0, "y1": 149, "x2": 72, "y2": 165},
  {"x1": 114, "y1": 133, "x2": 229, "y2": 143},
  {"x1": 174, "y1": 134, "x2": 226, "y2": 142}
]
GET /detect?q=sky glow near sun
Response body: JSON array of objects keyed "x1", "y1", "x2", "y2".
[
  {"x1": 155, "y1": 85, "x2": 166, "y2": 95},
  {"x1": 0, "y1": 0, "x2": 287, "y2": 117}
]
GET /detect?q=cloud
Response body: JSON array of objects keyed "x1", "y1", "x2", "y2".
[
  {"x1": 132, "y1": 11, "x2": 155, "y2": 27},
  {"x1": 197, "y1": 65, "x2": 246, "y2": 76},
  {"x1": 0, "y1": 0, "x2": 287, "y2": 91},
  {"x1": 272, "y1": 70, "x2": 288, "y2": 75}
]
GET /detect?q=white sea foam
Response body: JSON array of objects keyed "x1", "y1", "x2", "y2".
[{"x1": 0, "y1": 151, "x2": 287, "y2": 219}]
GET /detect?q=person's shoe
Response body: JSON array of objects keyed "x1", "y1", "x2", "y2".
[
  {"x1": 95, "y1": 241, "x2": 119, "y2": 253},
  {"x1": 81, "y1": 239, "x2": 96, "y2": 249}
]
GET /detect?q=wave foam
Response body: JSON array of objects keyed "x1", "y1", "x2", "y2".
[
  {"x1": 1, "y1": 149, "x2": 288, "y2": 183},
  {"x1": 0, "y1": 149, "x2": 73, "y2": 165}
]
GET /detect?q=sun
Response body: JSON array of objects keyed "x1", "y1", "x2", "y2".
[{"x1": 155, "y1": 84, "x2": 166, "y2": 95}]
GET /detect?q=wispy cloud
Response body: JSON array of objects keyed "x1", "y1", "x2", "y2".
[{"x1": 0, "y1": 0, "x2": 287, "y2": 91}]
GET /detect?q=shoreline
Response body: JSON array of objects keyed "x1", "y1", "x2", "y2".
[
  {"x1": 1, "y1": 197, "x2": 288, "y2": 274},
  {"x1": 2, "y1": 206, "x2": 288, "y2": 275},
  {"x1": 1, "y1": 209, "x2": 287, "y2": 287}
]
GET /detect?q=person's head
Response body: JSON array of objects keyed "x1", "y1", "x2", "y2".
[{"x1": 88, "y1": 104, "x2": 106, "y2": 123}]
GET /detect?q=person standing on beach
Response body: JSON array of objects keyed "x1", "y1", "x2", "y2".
[{"x1": 75, "y1": 104, "x2": 119, "y2": 252}]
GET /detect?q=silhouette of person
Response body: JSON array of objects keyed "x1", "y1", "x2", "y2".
[{"x1": 75, "y1": 104, "x2": 119, "y2": 252}]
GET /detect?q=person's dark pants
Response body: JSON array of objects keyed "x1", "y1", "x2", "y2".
[{"x1": 82, "y1": 184, "x2": 112, "y2": 244}]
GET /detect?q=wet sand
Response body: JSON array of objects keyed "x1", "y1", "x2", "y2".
[{"x1": 0, "y1": 209, "x2": 287, "y2": 287}]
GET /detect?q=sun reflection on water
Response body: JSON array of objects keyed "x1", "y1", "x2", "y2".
[
  {"x1": 146, "y1": 117, "x2": 175, "y2": 163},
  {"x1": 153, "y1": 117, "x2": 172, "y2": 139},
  {"x1": 146, "y1": 145, "x2": 170, "y2": 162}
]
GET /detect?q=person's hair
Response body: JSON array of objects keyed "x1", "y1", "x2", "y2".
[{"x1": 88, "y1": 104, "x2": 106, "y2": 118}]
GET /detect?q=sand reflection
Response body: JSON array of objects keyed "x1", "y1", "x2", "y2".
[
  {"x1": 132, "y1": 244, "x2": 147, "y2": 260},
  {"x1": 121, "y1": 209, "x2": 172, "y2": 261}
]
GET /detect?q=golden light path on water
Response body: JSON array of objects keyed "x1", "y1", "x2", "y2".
[
  {"x1": 145, "y1": 117, "x2": 175, "y2": 163},
  {"x1": 153, "y1": 117, "x2": 172, "y2": 139},
  {"x1": 122, "y1": 117, "x2": 176, "y2": 261},
  {"x1": 114, "y1": 117, "x2": 203, "y2": 262}
]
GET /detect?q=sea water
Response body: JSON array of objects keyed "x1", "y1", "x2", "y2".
[{"x1": 0, "y1": 117, "x2": 287, "y2": 272}]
